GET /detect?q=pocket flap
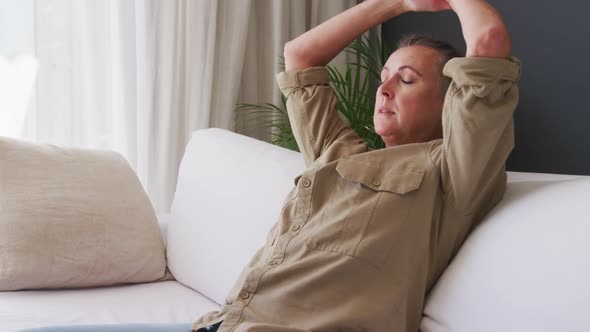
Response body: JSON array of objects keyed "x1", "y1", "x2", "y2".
[{"x1": 336, "y1": 158, "x2": 425, "y2": 194}]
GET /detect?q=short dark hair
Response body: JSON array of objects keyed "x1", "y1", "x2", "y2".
[{"x1": 397, "y1": 34, "x2": 461, "y2": 95}]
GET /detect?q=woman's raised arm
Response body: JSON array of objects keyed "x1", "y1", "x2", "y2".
[{"x1": 284, "y1": 0, "x2": 451, "y2": 72}]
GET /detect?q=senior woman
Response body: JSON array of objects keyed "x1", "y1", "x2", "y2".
[{"x1": 22, "y1": 0, "x2": 520, "y2": 331}]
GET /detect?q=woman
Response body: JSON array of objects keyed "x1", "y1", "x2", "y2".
[
  {"x1": 195, "y1": 0, "x2": 518, "y2": 330},
  {"x1": 23, "y1": 0, "x2": 520, "y2": 331}
]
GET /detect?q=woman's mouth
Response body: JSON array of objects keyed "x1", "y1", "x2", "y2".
[{"x1": 378, "y1": 107, "x2": 396, "y2": 115}]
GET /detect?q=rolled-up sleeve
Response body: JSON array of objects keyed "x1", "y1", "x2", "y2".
[
  {"x1": 276, "y1": 67, "x2": 366, "y2": 167},
  {"x1": 432, "y1": 56, "x2": 521, "y2": 215}
]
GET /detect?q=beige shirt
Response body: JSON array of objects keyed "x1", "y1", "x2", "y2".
[{"x1": 193, "y1": 56, "x2": 521, "y2": 332}]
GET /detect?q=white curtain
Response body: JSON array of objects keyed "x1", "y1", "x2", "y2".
[{"x1": 6, "y1": 0, "x2": 359, "y2": 212}]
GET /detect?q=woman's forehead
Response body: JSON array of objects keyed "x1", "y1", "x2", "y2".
[{"x1": 384, "y1": 46, "x2": 441, "y2": 73}]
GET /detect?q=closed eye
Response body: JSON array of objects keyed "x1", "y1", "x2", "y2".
[{"x1": 379, "y1": 76, "x2": 415, "y2": 85}]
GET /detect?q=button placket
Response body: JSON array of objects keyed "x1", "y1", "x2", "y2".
[
  {"x1": 241, "y1": 265, "x2": 268, "y2": 294},
  {"x1": 269, "y1": 169, "x2": 316, "y2": 264},
  {"x1": 222, "y1": 169, "x2": 318, "y2": 331}
]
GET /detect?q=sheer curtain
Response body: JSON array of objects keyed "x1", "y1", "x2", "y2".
[
  {"x1": 21, "y1": 0, "x2": 166, "y2": 208},
  {"x1": 6, "y1": 0, "x2": 359, "y2": 212}
]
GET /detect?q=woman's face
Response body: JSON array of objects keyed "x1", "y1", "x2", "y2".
[{"x1": 374, "y1": 45, "x2": 445, "y2": 147}]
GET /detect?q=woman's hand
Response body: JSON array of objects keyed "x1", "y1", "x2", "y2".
[{"x1": 401, "y1": 0, "x2": 451, "y2": 12}]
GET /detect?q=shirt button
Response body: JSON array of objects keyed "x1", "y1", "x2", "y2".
[
  {"x1": 291, "y1": 224, "x2": 301, "y2": 232},
  {"x1": 372, "y1": 179, "x2": 381, "y2": 187},
  {"x1": 301, "y1": 178, "x2": 311, "y2": 188},
  {"x1": 269, "y1": 259, "x2": 279, "y2": 266},
  {"x1": 239, "y1": 290, "x2": 249, "y2": 299}
]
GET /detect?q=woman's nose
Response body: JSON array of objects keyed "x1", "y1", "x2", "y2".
[{"x1": 380, "y1": 86, "x2": 393, "y2": 99}]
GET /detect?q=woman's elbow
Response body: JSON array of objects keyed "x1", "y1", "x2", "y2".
[
  {"x1": 468, "y1": 25, "x2": 511, "y2": 58},
  {"x1": 283, "y1": 41, "x2": 312, "y2": 72}
]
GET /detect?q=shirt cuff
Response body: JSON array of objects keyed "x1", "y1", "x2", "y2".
[
  {"x1": 276, "y1": 66, "x2": 330, "y2": 97},
  {"x1": 443, "y1": 56, "x2": 521, "y2": 87}
]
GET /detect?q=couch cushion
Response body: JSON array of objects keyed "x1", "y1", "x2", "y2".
[
  {"x1": 0, "y1": 137, "x2": 166, "y2": 290},
  {"x1": 421, "y1": 178, "x2": 590, "y2": 332},
  {"x1": 0, "y1": 281, "x2": 219, "y2": 332},
  {"x1": 167, "y1": 128, "x2": 304, "y2": 305}
]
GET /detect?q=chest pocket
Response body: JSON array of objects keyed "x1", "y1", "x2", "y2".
[{"x1": 306, "y1": 157, "x2": 425, "y2": 269}]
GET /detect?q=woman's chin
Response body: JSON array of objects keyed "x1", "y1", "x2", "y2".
[
  {"x1": 375, "y1": 126, "x2": 403, "y2": 146},
  {"x1": 374, "y1": 124, "x2": 396, "y2": 137}
]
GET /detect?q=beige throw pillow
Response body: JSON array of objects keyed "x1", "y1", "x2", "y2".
[{"x1": 0, "y1": 137, "x2": 166, "y2": 290}]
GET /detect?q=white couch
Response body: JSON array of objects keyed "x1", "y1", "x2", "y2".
[{"x1": 1, "y1": 128, "x2": 588, "y2": 332}]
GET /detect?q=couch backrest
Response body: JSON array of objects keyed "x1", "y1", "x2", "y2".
[
  {"x1": 166, "y1": 128, "x2": 304, "y2": 305},
  {"x1": 421, "y1": 177, "x2": 590, "y2": 332}
]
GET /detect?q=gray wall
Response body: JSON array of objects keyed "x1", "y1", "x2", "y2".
[{"x1": 382, "y1": 2, "x2": 590, "y2": 175}]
